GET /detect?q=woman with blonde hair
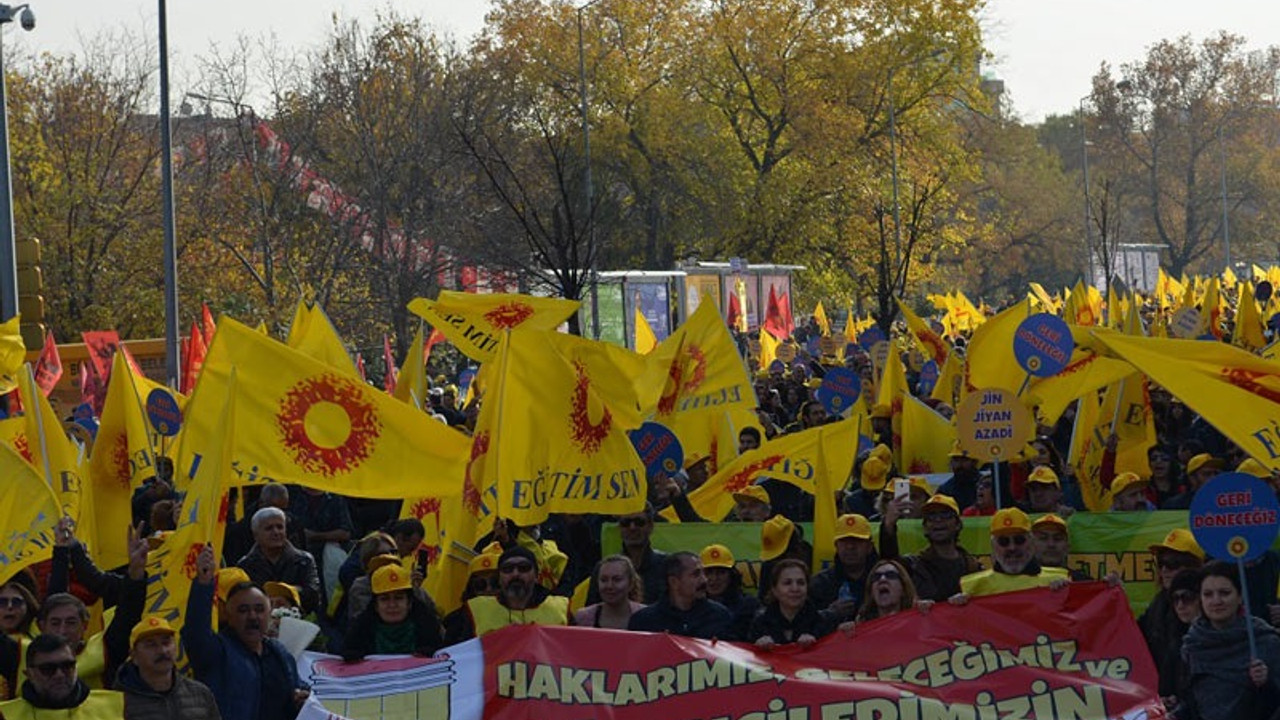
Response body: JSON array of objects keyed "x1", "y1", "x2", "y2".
[{"x1": 573, "y1": 555, "x2": 645, "y2": 630}]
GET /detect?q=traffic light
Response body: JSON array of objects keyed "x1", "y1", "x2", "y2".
[{"x1": 15, "y1": 237, "x2": 43, "y2": 349}]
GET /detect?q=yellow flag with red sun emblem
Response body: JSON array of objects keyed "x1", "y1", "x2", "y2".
[
  {"x1": 407, "y1": 291, "x2": 581, "y2": 363},
  {"x1": 180, "y1": 318, "x2": 472, "y2": 498},
  {"x1": 88, "y1": 352, "x2": 186, "y2": 569},
  {"x1": 644, "y1": 301, "x2": 757, "y2": 419},
  {"x1": 10, "y1": 368, "x2": 90, "y2": 548},
  {"x1": 471, "y1": 328, "x2": 648, "y2": 527},
  {"x1": 664, "y1": 418, "x2": 858, "y2": 523},
  {"x1": 0, "y1": 440, "x2": 61, "y2": 587},
  {"x1": 896, "y1": 298, "x2": 949, "y2": 366}
]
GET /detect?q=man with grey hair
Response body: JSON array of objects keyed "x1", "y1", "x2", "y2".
[
  {"x1": 222, "y1": 483, "x2": 304, "y2": 565},
  {"x1": 236, "y1": 506, "x2": 322, "y2": 614}
]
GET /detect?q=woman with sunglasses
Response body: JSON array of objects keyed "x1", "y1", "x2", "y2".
[
  {"x1": 1139, "y1": 529, "x2": 1205, "y2": 693},
  {"x1": 1174, "y1": 562, "x2": 1280, "y2": 720},
  {"x1": 855, "y1": 560, "x2": 930, "y2": 622},
  {"x1": 748, "y1": 559, "x2": 835, "y2": 650},
  {"x1": 573, "y1": 555, "x2": 646, "y2": 630},
  {"x1": 1156, "y1": 569, "x2": 1200, "y2": 712}
]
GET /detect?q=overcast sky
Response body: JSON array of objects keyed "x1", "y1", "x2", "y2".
[{"x1": 19, "y1": 0, "x2": 1280, "y2": 123}]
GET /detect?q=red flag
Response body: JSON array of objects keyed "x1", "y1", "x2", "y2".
[
  {"x1": 80, "y1": 330, "x2": 121, "y2": 382},
  {"x1": 78, "y1": 360, "x2": 100, "y2": 412},
  {"x1": 764, "y1": 286, "x2": 790, "y2": 340},
  {"x1": 356, "y1": 353, "x2": 367, "y2": 382},
  {"x1": 181, "y1": 322, "x2": 207, "y2": 395},
  {"x1": 726, "y1": 292, "x2": 743, "y2": 332},
  {"x1": 33, "y1": 330, "x2": 62, "y2": 397},
  {"x1": 201, "y1": 302, "x2": 217, "y2": 346},
  {"x1": 382, "y1": 335, "x2": 398, "y2": 394},
  {"x1": 779, "y1": 289, "x2": 794, "y2": 332},
  {"x1": 424, "y1": 327, "x2": 446, "y2": 364}
]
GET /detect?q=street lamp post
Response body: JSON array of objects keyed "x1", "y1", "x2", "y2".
[
  {"x1": 577, "y1": 0, "x2": 605, "y2": 339},
  {"x1": 0, "y1": 3, "x2": 34, "y2": 324},
  {"x1": 1079, "y1": 94, "x2": 1095, "y2": 287},
  {"x1": 158, "y1": 0, "x2": 180, "y2": 388}
]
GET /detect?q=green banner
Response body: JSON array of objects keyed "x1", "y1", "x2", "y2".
[{"x1": 604, "y1": 511, "x2": 1276, "y2": 613}]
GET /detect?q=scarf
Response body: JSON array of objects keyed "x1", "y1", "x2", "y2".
[{"x1": 373, "y1": 619, "x2": 418, "y2": 654}]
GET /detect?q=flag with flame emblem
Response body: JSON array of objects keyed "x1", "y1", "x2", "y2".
[
  {"x1": 646, "y1": 301, "x2": 757, "y2": 419},
  {"x1": 0, "y1": 440, "x2": 61, "y2": 587},
  {"x1": 666, "y1": 419, "x2": 858, "y2": 522},
  {"x1": 408, "y1": 291, "x2": 581, "y2": 363},
  {"x1": 10, "y1": 369, "x2": 92, "y2": 553},
  {"x1": 1093, "y1": 332, "x2": 1280, "y2": 473},
  {"x1": 472, "y1": 328, "x2": 647, "y2": 527},
  {"x1": 88, "y1": 352, "x2": 186, "y2": 569},
  {"x1": 181, "y1": 318, "x2": 471, "y2": 498},
  {"x1": 895, "y1": 299, "x2": 948, "y2": 366}
]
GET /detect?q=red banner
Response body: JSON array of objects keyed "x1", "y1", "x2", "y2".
[{"x1": 480, "y1": 583, "x2": 1161, "y2": 720}]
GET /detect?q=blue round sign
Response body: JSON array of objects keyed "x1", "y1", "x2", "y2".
[
  {"x1": 1189, "y1": 472, "x2": 1280, "y2": 562},
  {"x1": 628, "y1": 422, "x2": 684, "y2": 480},
  {"x1": 816, "y1": 367, "x2": 862, "y2": 417},
  {"x1": 917, "y1": 360, "x2": 939, "y2": 397},
  {"x1": 1013, "y1": 313, "x2": 1074, "y2": 377},
  {"x1": 145, "y1": 388, "x2": 183, "y2": 437},
  {"x1": 858, "y1": 326, "x2": 886, "y2": 351}
]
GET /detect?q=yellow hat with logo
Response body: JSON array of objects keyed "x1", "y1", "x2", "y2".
[
  {"x1": 1031, "y1": 513, "x2": 1068, "y2": 534},
  {"x1": 129, "y1": 615, "x2": 176, "y2": 648},
  {"x1": 760, "y1": 515, "x2": 796, "y2": 561},
  {"x1": 833, "y1": 514, "x2": 872, "y2": 541},
  {"x1": 1237, "y1": 458, "x2": 1271, "y2": 479},
  {"x1": 732, "y1": 485, "x2": 771, "y2": 506},
  {"x1": 700, "y1": 544, "x2": 735, "y2": 569},
  {"x1": 371, "y1": 564, "x2": 413, "y2": 595},
  {"x1": 263, "y1": 581, "x2": 301, "y2": 608},
  {"x1": 1026, "y1": 465, "x2": 1060, "y2": 487},
  {"x1": 1110, "y1": 471, "x2": 1149, "y2": 496},
  {"x1": 922, "y1": 494, "x2": 960, "y2": 517},
  {"x1": 468, "y1": 552, "x2": 499, "y2": 576},
  {"x1": 215, "y1": 567, "x2": 251, "y2": 602},
  {"x1": 1148, "y1": 528, "x2": 1205, "y2": 560},
  {"x1": 990, "y1": 507, "x2": 1031, "y2": 537}
]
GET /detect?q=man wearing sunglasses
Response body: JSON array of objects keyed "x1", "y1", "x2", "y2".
[
  {"x1": 0, "y1": 634, "x2": 123, "y2": 717},
  {"x1": 463, "y1": 547, "x2": 569, "y2": 638},
  {"x1": 954, "y1": 508, "x2": 1070, "y2": 601}
]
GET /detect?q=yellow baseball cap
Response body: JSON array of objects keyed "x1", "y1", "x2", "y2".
[
  {"x1": 1110, "y1": 471, "x2": 1149, "y2": 496},
  {"x1": 700, "y1": 544, "x2": 735, "y2": 569},
  {"x1": 732, "y1": 485, "x2": 771, "y2": 506},
  {"x1": 1148, "y1": 529, "x2": 1205, "y2": 560},
  {"x1": 922, "y1": 494, "x2": 960, "y2": 517},
  {"x1": 365, "y1": 553, "x2": 403, "y2": 574},
  {"x1": 1031, "y1": 513, "x2": 1068, "y2": 534},
  {"x1": 860, "y1": 456, "x2": 889, "y2": 492},
  {"x1": 216, "y1": 567, "x2": 251, "y2": 602},
  {"x1": 869, "y1": 444, "x2": 892, "y2": 464},
  {"x1": 263, "y1": 581, "x2": 301, "y2": 608},
  {"x1": 371, "y1": 564, "x2": 413, "y2": 595},
  {"x1": 833, "y1": 514, "x2": 872, "y2": 541},
  {"x1": 1026, "y1": 465, "x2": 1060, "y2": 487},
  {"x1": 1237, "y1": 458, "x2": 1271, "y2": 479},
  {"x1": 468, "y1": 553, "x2": 499, "y2": 576},
  {"x1": 760, "y1": 515, "x2": 796, "y2": 561},
  {"x1": 990, "y1": 507, "x2": 1031, "y2": 537},
  {"x1": 129, "y1": 616, "x2": 176, "y2": 648},
  {"x1": 1186, "y1": 453, "x2": 1224, "y2": 475}
]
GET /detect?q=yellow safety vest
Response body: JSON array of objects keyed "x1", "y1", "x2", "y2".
[
  {"x1": 960, "y1": 566, "x2": 1071, "y2": 598},
  {"x1": 16, "y1": 633, "x2": 106, "y2": 691},
  {"x1": 0, "y1": 689, "x2": 124, "y2": 719},
  {"x1": 468, "y1": 595, "x2": 569, "y2": 637}
]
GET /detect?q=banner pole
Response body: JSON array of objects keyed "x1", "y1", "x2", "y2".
[
  {"x1": 1237, "y1": 556, "x2": 1258, "y2": 659},
  {"x1": 992, "y1": 457, "x2": 1003, "y2": 510}
]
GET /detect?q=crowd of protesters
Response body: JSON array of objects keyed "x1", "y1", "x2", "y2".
[{"x1": 1, "y1": 314, "x2": 1279, "y2": 720}]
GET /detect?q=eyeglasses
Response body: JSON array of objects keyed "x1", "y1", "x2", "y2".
[
  {"x1": 618, "y1": 517, "x2": 649, "y2": 528},
  {"x1": 0, "y1": 596, "x2": 25, "y2": 609},
  {"x1": 1171, "y1": 590, "x2": 1197, "y2": 605},
  {"x1": 870, "y1": 569, "x2": 901, "y2": 582},
  {"x1": 33, "y1": 660, "x2": 77, "y2": 678},
  {"x1": 1158, "y1": 556, "x2": 1195, "y2": 570},
  {"x1": 500, "y1": 562, "x2": 534, "y2": 574},
  {"x1": 995, "y1": 535, "x2": 1028, "y2": 548}
]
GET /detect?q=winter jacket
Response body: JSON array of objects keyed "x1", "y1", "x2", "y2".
[
  {"x1": 341, "y1": 598, "x2": 445, "y2": 661},
  {"x1": 1179, "y1": 614, "x2": 1280, "y2": 720},
  {"x1": 116, "y1": 662, "x2": 222, "y2": 720},
  {"x1": 628, "y1": 597, "x2": 734, "y2": 640},
  {"x1": 747, "y1": 600, "x2": 836, "y2": 645}
]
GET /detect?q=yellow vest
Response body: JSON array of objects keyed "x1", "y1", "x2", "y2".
[
  {"x1": 468, "y1": 595, "x2": 569, "y2": 637},
  {"x1": 0, "y1": 689, "x2": 124, "y2": 719},
  {"x1": 16, "y1": 633, "x2": 106, "y2": 691},
  {"x1": 960, "y1": 567, "x2": 1071, "y2": 598}
]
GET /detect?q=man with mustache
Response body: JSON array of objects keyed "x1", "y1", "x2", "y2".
[
  {"x1": 952, "y1": 508, "x2": 1070, "y2": 601},
  {"x1": 116, "y1": 616, "x2": 220, "y2": 719},
  {"x1": 628, "y1": 552, "x2": 735, "y2": 640},
  {"x1": 183, "y1": 546, "x2": 309, "y2": 720},
  {"x1": 463, "y1": 547, "x2": 570, "y2": 638}
]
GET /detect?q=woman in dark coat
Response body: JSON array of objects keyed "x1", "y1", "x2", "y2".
[
  {"x1": 748, "y1": 558, "x2": 835, "y2": 650},
  {"x1": 342, "y1": 564, "x2": 443, "y2": 661}
]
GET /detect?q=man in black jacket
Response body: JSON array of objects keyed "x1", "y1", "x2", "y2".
[
  {"x1": 116, "y1": 616, "x2": 221, "y2": 719},
  {"x1": 809, "y1": 514, "x2": 878, "y2": 623},
  {"x1": 628, "y1": 552, "x2": 734, "y2": 640},
  {"x1": 237, "y1": 507, "x2": 322, "y2": 615}
]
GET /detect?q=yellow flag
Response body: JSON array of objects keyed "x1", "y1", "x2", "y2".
[
  {"x1": 408, "y1": 291, "x2": 581, "y2": 363},
  {"x1": 13, "y1": 369, "x2": 86, "y2": 535},
  {"x1": 179, "y1": 317, "x2": 471, "y2": 498},
  {"x1": 1233, "y1": 281, "x2": 1266, "y2": 351},
  {"x1": 0, "y1": 314, "x2": 22, "y2": 394},
  {"x1": 471, "y1": 328, "x2": 647, "y2": 527},
  {"x1": 813, "y1": 302, "x2": 831, "y2": 336},
  {"x1": 286, "y1": 301, "x2": 357, "y2": 376},
  {"x1": 876, "y1": 341, "x2": 909, "y2": 469},
  {"x1": 0, "y1": 441, "x2": 61, "y2": 586},
  {"x1": 1223, "y1": 266, "x2": 1238, "y2": 287},
  {"x1": 843, "y1": 307, "x2": 859, "y2": 344},
  {"x1": 392, "y1": 325, "x2": 427, "y2": 409},
  {"x1": 147, "y1": 378, "x2": 234, "y2": 650},
  {"x1": 1067, "y1": 389, "x2": 1108, "y2": 511},
  {"x1": 88, "y1": 353, "x2": 185, "y2": 569},
  {"x1": 417, "y1": 494, "x2": 477, "y2": 616},
  {"x1": 1022, "y1": 347, "x2": 1133, "y2": 427},
  {"x1": 1093, "y1": 332, "x2": 1280, "y2": 472},
  {"x1": 1028, "y1": 283, "x2": 1060, "y2": 314},
  {"x1": 1123, "y1": 297, "x2": 1146, "y2": 337},
  {"x1": 1100, "y1": 373, "x2": 1156, "y2": 481},
  {"x1": 1197, "y1": 277, "x2": 1225, "y2": 338},
  {"x1": 900, "y1": 394, "x2": 955, "y2": 473},
  {"x1": 964, "y1": 299, "x2": 1031, "y2": 392},
  {"x1": 930, "y1": 349, "x2": 967, "y2": 409},
  {"x1": 1063, "y1": 281, "x2": 1101, "y2": 326},
  {"x1": 667, "y1": 419, "x2": 858, "y2": 523},
  {"x1": 759, "y1": 328, "x2": 778, "y2": 371},
  {"x1": 896, "y1": 299, "x2": 948, "y2": 365},
  {"x1": 634, "y1": 309, "x2": 658, "y2": 354},
  {"x1": 663, "y1": 406, "x2": 757, "y2": 479},
  {"x1": 646, "y1": 301, "x2": 756, "y2": 419}
]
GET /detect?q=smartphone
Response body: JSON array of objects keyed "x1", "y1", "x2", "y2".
[{"x1": 894, "y1": 478, "x2": 910, "y2": 501}]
